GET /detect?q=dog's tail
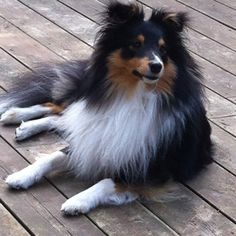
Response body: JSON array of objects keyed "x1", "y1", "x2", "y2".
[
  {"x1": 0, "y1": 60, "x2": 89, "y2": 115},
  {"x1": 0, "y1": 67, "x2": 55, "y2": 115}
]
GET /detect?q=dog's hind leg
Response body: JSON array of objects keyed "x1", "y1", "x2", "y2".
[
  {"x1": 0, "y1": 102, "x2": 64, "y2": 125},
  {"x1": 5, "y1": 150, "x2": 67, "y2": 189},
  {"x1": 15, "y1": 116, "x2": 59, "y2": 141},
  {"x1": 61, "y1": 178, "x2": 139, "y2": 215}
]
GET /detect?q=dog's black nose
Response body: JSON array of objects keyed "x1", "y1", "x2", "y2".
[{"x1": 149, "y1": 63, "x2": 162, "y2": 74}]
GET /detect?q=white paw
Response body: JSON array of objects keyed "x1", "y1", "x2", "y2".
[
  {"x1": 0, "y1": 108, "x2": 21, "y2": 124},
  {"x1": 15, "y1": 122, "x2": 34, "y2": 141},
  {"x1": 5, "y1": 167, "x2": 39, "y2": 189},
  {"x1": 61, "y1": 197, "x2": 93, "y2": 215}
]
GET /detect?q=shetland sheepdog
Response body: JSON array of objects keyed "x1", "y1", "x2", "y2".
[{"x1": 1, "y1": 1, "x2": 213, "y2": 215}]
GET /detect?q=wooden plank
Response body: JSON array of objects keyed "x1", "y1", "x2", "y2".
[
  {"x1": 59, "y1": 0, "x2": 103, "y2": 22},
  {"x1": 192, "y1": 53, "x2": 236, "y2": 100},
  {"x1": 0, "y1": 138, "x2": 105, "y2": 236},
  {"x1": 211, "y1": 116, "x2": 236, "y2": 137},
  {"x1": 0, "y1": 18, "x2": 63, "y2": 66},
  {"x1": 139, "y1": 0, "x2": 236, "y2": 51},
  {"x1": 19, "y1": 0, "x2": 98, "y2": 46},
  {"x1": 0, "y1": 49, "x2": 29, "y2": 90},
  {"x1": 229, "y1": 97, "x2": 236, "y2": 103},
  {"x1": 0, "y1": 204, "x2": 30, "y2": 236},
  {"x1": 143, "y1": 182, "x2": 236, "y2": 235},
  {"x1": 205, "y1": 89, "x2": 236, "y2": 119},
  {"x1": 177, "y1": 0, "x2": 236, "y2": 29},
  {"x1": 186, "y1": 29, "x2": 236, "y2": 75},
  {"x1": 0, "y1": 0, "x2": 93, "y2": 60},
  {"x1": 52, "y1": 174, "x2": 236, "y2": 236},
  {"x1": 20, "y1": 0, "x2": 236, "y2": 75},
  {"x1": 214, "y1": 0, "x2": 236, "y2": 10},
  {"x1": 210, "y1": 121, "x2": 236, "y2": 174},
  {"x1": 187, "y1": 163, "x2": 236, "y2": 221}
]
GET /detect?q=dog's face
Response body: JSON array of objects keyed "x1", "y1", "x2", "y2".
[
  {"x1": 96, "y1": 2, "x2": 189, "y2": 94},
  {"x1": 109, "y1": 21, "x2": 166, "y2": 85}
]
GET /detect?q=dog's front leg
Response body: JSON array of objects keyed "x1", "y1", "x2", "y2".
[
  {"x1": 61, "y1": 178, "x2": 139, "y2": 215},
  {"x1": 5, "y1": 150, "x2": 67, "y2": 189}
]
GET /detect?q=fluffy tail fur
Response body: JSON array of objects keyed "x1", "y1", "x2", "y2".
[{"x1": 0, "y1": 61, "x2": 88, "y2": 114}]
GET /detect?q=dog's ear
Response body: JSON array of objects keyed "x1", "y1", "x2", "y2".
[
  {"x1": 104, "y1": 1, "x2": 144, "y2": 24},
  {"x1": 150, "y1": 10, "x2": 189, "y2": 32}
]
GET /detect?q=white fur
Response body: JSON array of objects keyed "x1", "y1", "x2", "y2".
[
  {"x1": 15, "y1": 116, "x2": 58, "y2": 141},
  {"x1": 0, "y1": 105, "x2": 52, "y2": 124},
  {"x1": 58, "y1": 83, "x2": 159, "y2": 180},
  {"x1": 61, "y1": 178, "x2": 138, "y2": 215},
  {"x1": 5, "y1": 151, "x2": 66, "y2": 189}
]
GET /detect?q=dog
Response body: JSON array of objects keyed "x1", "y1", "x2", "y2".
[{"x1": 1, "y1": 1, "x2": 213, "y2": 215}]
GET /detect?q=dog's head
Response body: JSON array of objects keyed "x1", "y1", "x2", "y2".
[{"x1": 94, "y1": 1, "x2": 190, "y2": 94}]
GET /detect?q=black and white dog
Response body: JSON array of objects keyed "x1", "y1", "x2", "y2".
[{"x1": 1, "y1": 1, "x2": 213, "y2": 215}]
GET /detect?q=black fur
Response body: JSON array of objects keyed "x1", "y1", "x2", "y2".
[{"x1": 0, "y1": 1, "x2": 213, "y2": 184}]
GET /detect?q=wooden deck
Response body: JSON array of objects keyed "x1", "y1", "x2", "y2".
[{"x1": 0, "y1": 0, "x2": 235, "y2": 235}]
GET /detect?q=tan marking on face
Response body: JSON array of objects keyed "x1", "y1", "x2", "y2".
[
  {"x1": 129, "y1": 34, "x2": 145, "y2": 50},
  {"x1": 158, "y1": 38, "x2": 165, "y2": 47},
  {"x1": 107, "y1": 49, "x2": 149, "y2": 94},
  {"x1": 43, "y1": 102, "x2": 65, "y2": 114},
  {"x1": 137, "y1": 34, "x2": 145, "y2": 44},
  {"x1": 156, "y1": 58, "x2": 176, "y2": 95}
]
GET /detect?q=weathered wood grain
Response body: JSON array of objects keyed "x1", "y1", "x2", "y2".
[
  {"x1": 0, "y1": 49, "x2": 29, "y2": 90},
  {"x1": 19, "y1": 0, "x2": 98, "y2": 46},
  {"x1": 143, "y1": 182, "x2": 236, "y2": 235},
  {"x1": 0, "y1": 138, "x2": 105, "y2": 236},
  {"x1": 210, "y1": 121, "x2": 236, "y2": 174},
  {"x1": 193, "y1": 53, "x2": 236, "y2": 100},
  {"x1": 0, "y1": 204, "x2": 30, "y2": 236},
  {"x1": 214, "y1": 0, "x2": 236, "y2": 10},
  {"x1": 139, "y1": 0, "x2": 236, "y2": 50},
  {"x1": 59, "y1": 0, "x2": 103, "y2": 22},
  {"x1": 177, "y1": 0, "x2": 236, "y2": 29},
  {"x1": 205, "y1": 89, "x2": 236, "y2": 118},
  {"x1": 0, "y1": 18, "x2": 63, "y2": 65},
  {"x1": 211, "y1": 116, "x2": 236, "y2": 137},
  {"x1": 0, "y1": 0, "x2": 93, "y2": 60},
  {"x1": 187, "y1": 162, "x2": 236, "y2": 221},
  {"x1": 20, "y1": 0, "x2": 236, "y2": 75}
]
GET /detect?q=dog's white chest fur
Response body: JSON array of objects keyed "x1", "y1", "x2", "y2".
[{"x1": 59, "y1": 86, "x2": 158, "y2": 180}]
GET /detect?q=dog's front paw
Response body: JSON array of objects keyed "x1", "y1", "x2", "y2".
[
  {"x1": 0, "y1": 108, "x2": 21, "y2": 124},
  {"x1": 15, "y1": 121, "x2": 33, "y2": 141},
  {"x1": 61, "y1": 197, "x2": 93, "y2": 215},
  {"x1": 5, "y1": 167, "x2": 39, "y2": 189}
]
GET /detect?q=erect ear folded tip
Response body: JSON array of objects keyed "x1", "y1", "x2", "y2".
[
  {"x1": 150, "y1": 9, "x2": 190, "y2": 32},
  {"x1": 163, "y1": 12, "x2": 190, "y2": 32},
  {"x1": 104, "y1": 1, "x2": 144, "y2": 23}
]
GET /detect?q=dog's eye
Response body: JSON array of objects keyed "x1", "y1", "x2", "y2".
[{"x1": 130, "y1": 41, "x2": 142, "y2": 49}]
